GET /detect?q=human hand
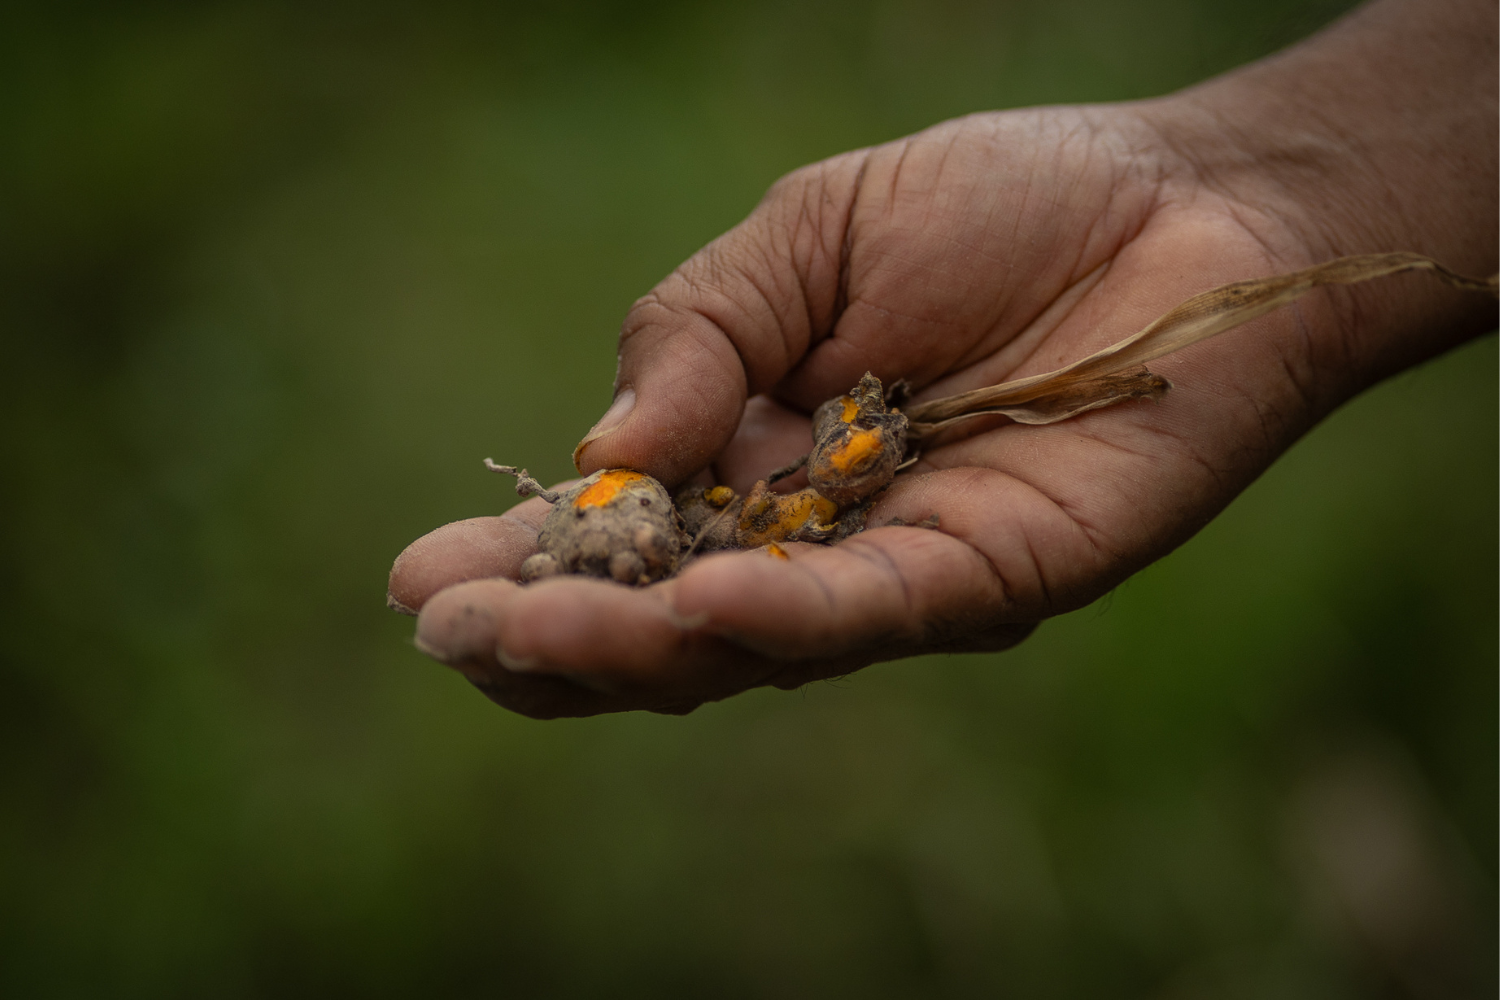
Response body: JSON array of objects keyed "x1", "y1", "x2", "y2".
[{"x1": 390, "y1": 0, "x2": 1496, "y2": 718}]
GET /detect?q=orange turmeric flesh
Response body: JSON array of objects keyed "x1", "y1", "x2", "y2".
[
  {"x1": 737, "y1": 487, "x2": 839, "y2": 548},
  {"x1": 827, "y1": 428, "x2": 884, "y2": 474},
  {"x1": 490, "y1": 373, "x2": 909, "y2": 587},
  {"x1": 807, "y1": 372, "x2": 909, "y2": 507},
  {"x1": 574, "y1": 469, "x2": 647, "y2": 509}
]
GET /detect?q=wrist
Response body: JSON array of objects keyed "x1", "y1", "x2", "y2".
[{"x1": 1137, "y1": 0, "x2": 1496, "y2": 394}]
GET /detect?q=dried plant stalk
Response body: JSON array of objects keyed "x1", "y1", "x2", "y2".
[
  {"x1": 905, "y1": 252, "x2": 1499, "y2": 441},
  {"x1": 484, "y1": 254, "x2": 1494, "y2": 586}
]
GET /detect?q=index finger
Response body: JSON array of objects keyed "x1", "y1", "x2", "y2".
[{"x1": 574, "y1": 152, "x2": 868, "y2": 485}]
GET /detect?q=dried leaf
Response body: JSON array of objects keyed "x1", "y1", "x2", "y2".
[{"x1": 906, "y1": 252, "x2": 1498, "y2": 440}]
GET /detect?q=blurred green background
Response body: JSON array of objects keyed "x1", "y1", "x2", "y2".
[{"x1": 1, "y1": 0, "x2": 1494, "y2": 996}]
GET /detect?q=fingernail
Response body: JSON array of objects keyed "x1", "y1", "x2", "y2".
[
  {"x1": 496, "y1": 642, "x2": 541, "y2": 673},
  {"x1": 573, "y1": 387, "x2": 635, "y2": 472},
  {"x1": 414, "y1": 601, "x2": 496, "y2": 664},
  {"x1": 412, "y1": 633, "x2": 453, "y2": 663},
  {"x1": 387, "y1": 592, "x2": 417, "y2": 616}
]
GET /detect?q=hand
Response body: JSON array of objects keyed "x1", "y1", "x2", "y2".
[{"x1": 389, "y1": 0, "x2": 1496, "y2": 718}]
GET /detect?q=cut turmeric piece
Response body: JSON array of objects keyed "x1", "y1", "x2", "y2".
[
  {"x1": 808, "y1": 373, "x2": 909, "y2": 507},
  {"x1": 827, "y1": 427, "x2": 884, "y2": 474},
  {"x1": 736, "y1": 481, "x2": 839, "y2": 548},
  {"x1": 574, "y1": 469, "x2": 647, "y2": 509}
]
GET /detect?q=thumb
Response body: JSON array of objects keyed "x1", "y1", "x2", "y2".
[{"x1": 573, "y1": 150, "x2": 867, "y2": 486}]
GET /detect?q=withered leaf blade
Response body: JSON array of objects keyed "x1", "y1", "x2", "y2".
[{"x1": 906, "y1": 252, "x2": 1498, "y2": 440}]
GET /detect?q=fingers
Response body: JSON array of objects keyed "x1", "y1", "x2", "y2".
[
  {"x1": 408, "y1": 488, "x2": 1049, "y2": 718},
  {"x1": 414, "y1": 577, "x2": 792, "y2": 718},
  {"x1": 573, "y1": 110, "x2": 1164, "y2": 485},
  {"x1": 669, "y1": 526, "x2": 1029, "y2": 659},
  {"x1": 575, "y1": 152, "x2": 869, "y2": 486},
  {"x1": 867, "y1": 467, "x2": 1111, "y2": 616},
  {"x1": 665, "y1": 465, "x2": 1102, "y2": 658},
  {"x1": 386, "y1": 498, "x2": 551, "y2": 614}
]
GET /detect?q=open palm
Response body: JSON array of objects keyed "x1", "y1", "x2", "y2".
[{"x1": 388, "y1": 103, "x2": 1449, "y2": 717}]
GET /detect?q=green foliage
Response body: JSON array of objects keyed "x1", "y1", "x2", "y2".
[{"x1": 0, "y1": 0, "x2": 1492, "y2": 996}]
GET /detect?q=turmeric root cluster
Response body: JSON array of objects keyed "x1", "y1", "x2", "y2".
[{"x1": 488, "y1": 372, "x2": 908, "y2": 585}]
